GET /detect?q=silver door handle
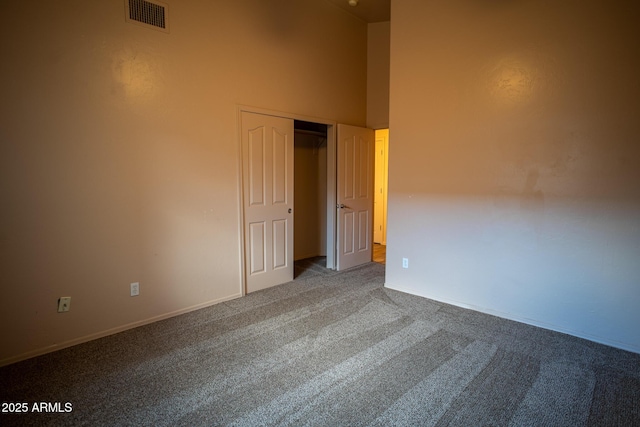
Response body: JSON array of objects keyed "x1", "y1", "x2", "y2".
[
  {"x1": 288, "y1": 208, "x2": 292, "y2": 213},
  {"x1": 337, "y1": 204, "x2": 349, "y2": 209}
]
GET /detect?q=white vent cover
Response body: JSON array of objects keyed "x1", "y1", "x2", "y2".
[{"x1": 125, "y1": 0, "x2": 169, "y2": 33}]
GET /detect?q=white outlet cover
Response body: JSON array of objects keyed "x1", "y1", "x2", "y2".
[
  {"x1": 58, "y1": 297, "x2": 71, "y2": 313},
  {"x1": 130, "y1": 282, "x2": 140, "y2": 296}
]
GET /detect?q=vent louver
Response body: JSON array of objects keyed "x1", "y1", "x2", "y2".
[{"x1": 125, "y1": 0, "x2": 169, "y2": 33}]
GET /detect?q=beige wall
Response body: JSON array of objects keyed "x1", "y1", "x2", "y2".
[
  {"x1": 366, "y1": 21, "x2": 390, "y2": 129},
  {"x1": 0, "y1": 0, "x2": 366, "y2": 364},
  {"x1": 387, "y1": 0, "x2": 640, "y2": 352}
]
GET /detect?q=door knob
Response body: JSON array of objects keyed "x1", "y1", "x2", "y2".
[
  {"x1": 337, "y1": 204, "x2": 347, "y2": 209},
  {"x1": 288, "y1": 208, "x2": 292, "y2": 213}
]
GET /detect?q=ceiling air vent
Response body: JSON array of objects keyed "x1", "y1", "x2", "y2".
[{"x1": 125, "y1": 0, "x2": 169, "y2": 33}]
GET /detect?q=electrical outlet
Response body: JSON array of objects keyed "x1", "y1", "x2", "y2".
[
  {"x1": 58, "y1": 297, "x2": 71, "y2": 313},
  {"x1": 130, "y1": 282, "x2": 140, "y2": 297},
  {"x1": 402, "y1": 258, "x2": 409, "y2": 269}
]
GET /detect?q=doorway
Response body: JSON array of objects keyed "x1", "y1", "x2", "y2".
[
  {"x1": 239, "y1": 107, "x2": 336, "y2": 293},
  {"x1": 293, "y1": 120, "x2": 328, "y2": 278},
  {"x1": 239, "y1": 107, "x2": 374, "y2": 293},
  {"x1": 373, "y1": 129, "x2": 388, "y2": 264}
]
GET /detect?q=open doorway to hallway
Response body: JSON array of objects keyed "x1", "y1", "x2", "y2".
[{"x1": 373, "y1": 129, "x2": 388, "y2": 264}]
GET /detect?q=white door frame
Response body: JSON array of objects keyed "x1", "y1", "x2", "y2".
[{"x1": 237, "y1": 105, "x2": 337, "y2": 295}]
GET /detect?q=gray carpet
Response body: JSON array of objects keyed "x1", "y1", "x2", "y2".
[{"x1": 1, "y1": 261, "x2": 639, "y2": 426}]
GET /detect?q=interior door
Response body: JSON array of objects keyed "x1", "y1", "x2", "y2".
[
  {"x1": 241, "y1": 112, "x2": 294, "y2": 293},
  {"x1": 336, "y1": 124, "x2": 375, "y2": 271}
]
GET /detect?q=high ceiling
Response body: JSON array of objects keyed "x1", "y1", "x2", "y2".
[{"x1": 325, "y1": 0, "x2": 390, "y2": 23}]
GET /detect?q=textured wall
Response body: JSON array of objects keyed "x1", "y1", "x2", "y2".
[
  {"x1": 387, "y1": 0, "x2": 640, "y2": 352},
  {"x1": 367, "y1": 21, "x2": 390, "y2": 129},
  {"x1": 0, "y1": 0, "x2": 366, "y2": 364}
]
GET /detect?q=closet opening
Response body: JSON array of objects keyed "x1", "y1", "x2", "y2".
[{"x1": 293, "y1": 120, "x2": 329, "y2": 278}]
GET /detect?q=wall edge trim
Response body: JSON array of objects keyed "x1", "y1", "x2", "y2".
[
  {"x1": 384, "y1": 283, "x2": 640, "y2": 355},
  {"x1": 0, "y1": 293, "x2": 242, "y2": 367}
]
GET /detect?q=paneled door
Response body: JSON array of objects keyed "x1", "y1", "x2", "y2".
[
  {"x1": 241, "y1": 112, "x2": 294, "y2": 293},
  {"x1": 336, "y1": 124, "x2": 374, "y2": 271}
]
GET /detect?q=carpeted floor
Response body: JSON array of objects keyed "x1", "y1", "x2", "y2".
[{"x1": 1, "y1": 261, "x2": 639, "y2": 426}]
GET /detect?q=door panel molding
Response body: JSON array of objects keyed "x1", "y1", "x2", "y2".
[{"x1": 249, "y1": 221, "x2": 266, "y2": 274}]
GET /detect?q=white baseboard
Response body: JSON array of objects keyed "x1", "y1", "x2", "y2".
[
  {"x1": 384, "y1": 283, "x2": 640, "y2": 355},
  {"x1": 0, "y1": 293, "x2": 242, "y2": 367}
]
